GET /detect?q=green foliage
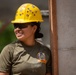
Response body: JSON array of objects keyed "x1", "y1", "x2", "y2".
[{"x1": 0, "y1": 23, "x2": 17, "y2": 52}]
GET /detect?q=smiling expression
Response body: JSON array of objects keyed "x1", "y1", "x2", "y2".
[{"x1": 14, "y1": 23, "x2": 37, "y2": 42}]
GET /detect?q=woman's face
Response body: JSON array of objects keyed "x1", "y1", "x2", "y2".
[{"x1": 14, "y1": 23, "x2": 37, "y2": 42}]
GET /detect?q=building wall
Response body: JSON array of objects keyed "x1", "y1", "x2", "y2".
[{"x1": 56, "y1": 0, "x2": 76, "y2": 75}]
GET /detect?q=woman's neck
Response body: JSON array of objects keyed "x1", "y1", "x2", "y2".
[{"x1": 23, "y1": 38, "x2": 36, "y2": 46}]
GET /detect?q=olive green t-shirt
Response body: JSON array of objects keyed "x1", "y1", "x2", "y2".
[{"x1": 0, "y1": 40, "x2": 52, "y2": 75}]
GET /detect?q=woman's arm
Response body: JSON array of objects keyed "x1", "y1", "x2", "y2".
[
  {"x1": 0, "y1": 45, "x2": 13, "y2": 75},
  {"x1": 0, "y1": 72, "x2": 9, "y2": 75}
]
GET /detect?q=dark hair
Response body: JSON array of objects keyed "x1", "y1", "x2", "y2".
[{"x1": 31, "y1": 22, "x2": 43, "y2": 39}]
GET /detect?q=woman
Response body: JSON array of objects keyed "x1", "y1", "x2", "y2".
[{"x1": 0, "y1": 3, "x2": 52, "y2": 75}]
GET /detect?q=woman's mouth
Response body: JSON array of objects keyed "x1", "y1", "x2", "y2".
[{"x1": 15, "y1": 31, "x2": 23, "y2": 37}]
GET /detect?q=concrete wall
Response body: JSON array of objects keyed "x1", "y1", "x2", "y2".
[{"x1": 56, "y1": 0, "x2": 76, "y2": 75}]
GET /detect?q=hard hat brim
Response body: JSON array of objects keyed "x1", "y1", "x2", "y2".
[{"x1": 11, "y1": 19, "x2": 44, "y2": 23}]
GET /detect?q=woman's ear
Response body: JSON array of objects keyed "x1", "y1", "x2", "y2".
[{"x1": 33, "y1": 25, "x2": 37, "y2": 33}]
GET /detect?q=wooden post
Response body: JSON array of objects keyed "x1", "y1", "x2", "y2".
[{"x1": 48, "y1": 0, "x2": 59, "y2": 75}]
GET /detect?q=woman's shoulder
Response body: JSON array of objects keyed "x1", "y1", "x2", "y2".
[{"x1": 2, "y1": 40, "x2": 21, "y2": 52}]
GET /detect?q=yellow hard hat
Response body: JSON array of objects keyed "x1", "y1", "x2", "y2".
[{"x1": 11, "y1": 3, "x2": 43, "y2": 23}]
